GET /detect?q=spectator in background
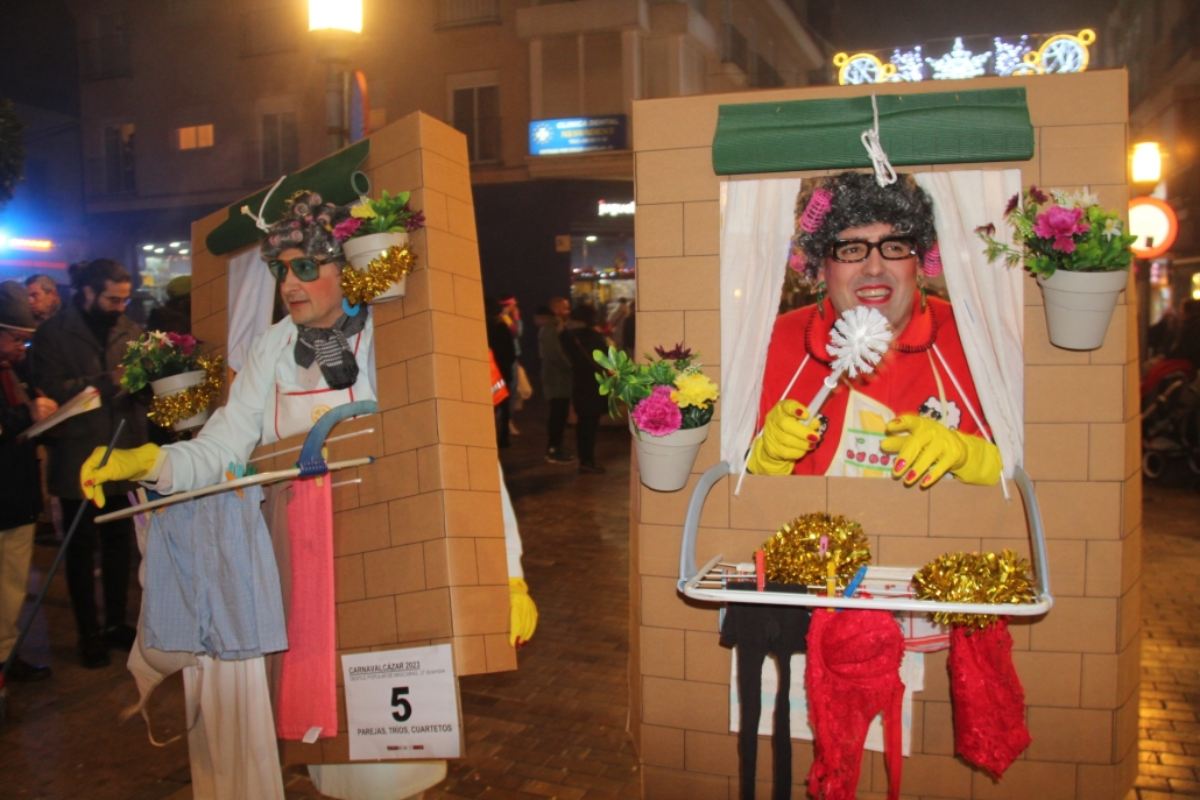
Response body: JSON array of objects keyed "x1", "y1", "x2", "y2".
[
  {"x1": 607, "y1": 297, "x2": 631, "y2": 351},
  {"x1": 487, "y1": 297, "x2": 518, "y2": 449},
  {"x1": 559, "y1": 304, "x2": 609, "y2": 474},
  {"x1": 147, "y1": 274, "x2": 192, "y2": 334},
  {"x1": 0, "y1": 282, "x2": 58, "y2": 681},
  {"x1": 539, "y1": 296, "x2": 575, "y2": 464},
  {"x1": 622, "y1": 299, "x2": 636, "y2": 355},
  {"x1": 31, "y1": 258, "x2": 148, "y2": 668},
  {"x1": 498, "y1": 295, "x2": 524, "y2": 434},
  {"x1": 25, "y1": 274, "x2": 62, "y2": 324}
]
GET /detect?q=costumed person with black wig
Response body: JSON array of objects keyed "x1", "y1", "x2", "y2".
[
  {"x1": 727, "y1": 173, "x2": 1005, "y2": 800},
  {"x1": 78, "y1": 190, "x2": 537, "y2": 799}
]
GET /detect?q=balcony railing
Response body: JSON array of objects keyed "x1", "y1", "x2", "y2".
[
  {"x1": 435, "y1": 0, "x2": 501, "y2": 29},
  {"x1": 79, "y1": 36, "x2": 132, "y2": 81}
]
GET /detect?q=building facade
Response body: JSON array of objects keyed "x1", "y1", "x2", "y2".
[{"x1": 66, "y1": 0, "x2": 827, "y2": 344}]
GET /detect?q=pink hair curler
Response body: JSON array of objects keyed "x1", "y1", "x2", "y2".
[
  {"x1": 921, "y1": 243, "x2": 942, "y2": 278},
  {"x1": 800, "y1": 188, "x2": 833, "y2": 234}
]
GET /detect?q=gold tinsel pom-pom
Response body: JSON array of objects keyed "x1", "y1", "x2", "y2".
[
  {"x1": 340, "y1": 244, "x2": 417, "y2": 305},
  {"x1": 148, "y1": 356, "x2": 225, "y2": 429},
  {"x1": 913, "y1": 550, "x2": 1036, "y2": 629},
  {"x1": 761, "y1": 512, "x2": 872, "y2": 587}
]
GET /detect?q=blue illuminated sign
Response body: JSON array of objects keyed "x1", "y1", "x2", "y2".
[{"x1": 529, "y1": 116, "x2": 627, "y2": 156}]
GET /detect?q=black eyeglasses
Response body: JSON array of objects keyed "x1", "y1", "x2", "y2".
[
  {"x1": 267, "y1": 256, "x2": 324, "y2": 282},
  {"x1": 829, "y1": 237, "x2": 918, "y2": 263}
]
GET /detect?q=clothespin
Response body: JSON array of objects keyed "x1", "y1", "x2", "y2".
[
  {"x1": 315, "y1": 447, "x2": 329, "y2": 487},
  {"x1": 826, "y1": 561, "x2": 837, "y2": 598}
]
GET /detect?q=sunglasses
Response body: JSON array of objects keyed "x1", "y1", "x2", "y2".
[
  {"x1": 828, "y1": 237, "x2": 918, "y2": 263},
  {"x1": 267, "y1": 256, "x2": 326, "y2": 282}
]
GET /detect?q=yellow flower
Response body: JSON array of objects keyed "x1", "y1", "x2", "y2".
[
  {"x1": 672, "y1": 372, "x2": 719, "y2": 409},
  {"x1": 350, "y1": 202, "x2": 377, "y2": 219}
]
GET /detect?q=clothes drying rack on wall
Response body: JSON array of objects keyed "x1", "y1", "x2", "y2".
[{"x1": 677, "y1": 462, "x2": 1054, "y2": 617}]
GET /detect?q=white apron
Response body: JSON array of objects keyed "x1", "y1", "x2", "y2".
[{"x1": 272, "y1": 330, "x2": 363, "y2": 443}]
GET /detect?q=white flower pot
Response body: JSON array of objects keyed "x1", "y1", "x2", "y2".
[
  {"x1": 631, "y1": 420, "x2": 710, "y2": 492},
  {"x1": 342, "y1": 231, "x2": 408, "y2": 302},
  {"x1": 1036, "y1": 268, "x2": 1129, "y2": 351},
  {"x1": 150, "y1": 369, "x2": 210, "y2": 431}
]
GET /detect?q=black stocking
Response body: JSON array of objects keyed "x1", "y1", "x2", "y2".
[{"x1": 721, "y1": 604, "x2": 811, "y2": 800}]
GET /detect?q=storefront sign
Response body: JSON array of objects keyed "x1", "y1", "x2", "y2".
[
  {"x1": 529, "y1": 116, "x2": 627, "y2": 156},
  {"x1": 342, "y1": 644, "x2": 462, "y2": 760},
  {"x1": 598, "y1": 200, "x2": 635, "y2": 217},
  {"x1": 1129, "y1": 196, "x2": 1178, "y2": 259}
]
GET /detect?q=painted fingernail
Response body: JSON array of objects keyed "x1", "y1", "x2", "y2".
[
  {"x1": 807, "y1": 434, "x2": 819, "y2": 443},
  {"x1": 922, "y1": 474, "x2": 934, "y2": 487},
  {"x1": 906, "y1": 470, "x2": 917, "y2": 482},
  {"x1": 893, "y1": 459, "x2": 906, "y2": 473}
]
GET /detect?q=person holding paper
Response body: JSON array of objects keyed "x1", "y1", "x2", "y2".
[
  {"x1": 0, "y1": 282, "x2": 58, "y2": 682},
  {"x1": 748, "y1": 172, "x2": 1000, "y2": 487},
  {"x1": 31, "y1": 259, "x2": 146, "y2": 668}
]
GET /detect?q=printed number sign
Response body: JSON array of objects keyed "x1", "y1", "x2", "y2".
[{"x1": 342, "y1": 644, "x2": 462, "y2": 760}]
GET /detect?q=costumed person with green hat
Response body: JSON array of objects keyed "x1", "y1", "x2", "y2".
[{"x1": 78, "y1": 190, "x2": 537, "y2": 799}]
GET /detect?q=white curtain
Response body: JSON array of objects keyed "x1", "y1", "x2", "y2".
[
  {"x1": 915, "y1": 170, "x2": 1024, "y2": 478},
  {"x1": 718, "y1": 170, "x2": 1024, "y2": 480},
  {"x1": 719, "y1": 176, "x2": 802, "y2": 466},
  {"x1": 226, "y1": 247, "x2": 275, "y2": 372}
]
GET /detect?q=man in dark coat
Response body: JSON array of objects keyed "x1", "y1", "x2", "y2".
[
  {"x1": 31, "y1": 259, "x2": 147, "y2": 668},
  {"x1": 559, "y1": 304, "x2": 608, "y2": 474},
  {"x1": 539, "y1": 296, "x2": 575, "y2": 463},
  {"x1": 0, "y1": 282, "x2": 58, "y2": 681}
]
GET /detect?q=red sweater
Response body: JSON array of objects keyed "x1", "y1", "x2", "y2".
[{"x1": 757, "y1": 296, "x2": 988, "y2": 476}]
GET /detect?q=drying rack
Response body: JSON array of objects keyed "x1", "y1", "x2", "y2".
[{"x1": 677, "y1": 461, "x2": 1054, "y2": 617}]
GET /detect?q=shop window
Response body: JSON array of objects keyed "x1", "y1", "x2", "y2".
[
  {"x1": 452, "y1": 85, "x2": 501, "y2": 164},
  {"x1": 177, "y1": 124, "x2": 215, "y2": 151},
  {"x1": 103, "y1": 122, "x2": 136, "y2": 194},
  {"x1": 260, "y1": 112, "x2": 299, "y2": 179}
]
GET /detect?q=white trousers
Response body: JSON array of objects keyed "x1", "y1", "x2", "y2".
[
  {"x1": 184, "y1": 655, "x2": 286, "y2": 800},
  {"x1": 0, "y1": 522, "x2": 34, "y2": 661}
]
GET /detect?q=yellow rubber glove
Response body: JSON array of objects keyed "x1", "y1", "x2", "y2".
[
  {"x1": 880, "y1": 414, "x2": 1001, "y2": 488},
  {"x1": 80, "y1": 443, "x2": 162, "y2": 509},
  {"x1": 746, "y1": 399, "x2": 824, "y2": 475},
  {"x1": 509, "y1": 577, "x2": 538, "y2": 647}
]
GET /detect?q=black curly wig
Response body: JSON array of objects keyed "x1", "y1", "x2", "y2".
[{"x1": 790, "y1": 172, "x2": 936, "y2": 280}]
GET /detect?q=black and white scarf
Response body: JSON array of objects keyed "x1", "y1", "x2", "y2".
[{"x1": 293, "y1": 308, "x2": 369, "y2": 390}]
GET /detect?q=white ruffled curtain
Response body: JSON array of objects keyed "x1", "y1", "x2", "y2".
[
  {"x1": 719, "y1": 169, "x2": 1024, "y2": 483},
  {"x1": 226, "y1": 247, "x2": 276, "y2": 372}
]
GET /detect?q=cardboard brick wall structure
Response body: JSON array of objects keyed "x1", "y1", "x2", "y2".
[
  {"x1": 188, "y1": 111, "x2": 515, "y2": 766},
  {"x1": 629, "y1": 70, "x2": 1140, "y2": 799}
]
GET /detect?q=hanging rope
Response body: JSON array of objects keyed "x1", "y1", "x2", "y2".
[
  {"x1": 860, "y1": 94, "x2": 897, "y2": 188},
  {"x1": 240, "y1": 174, "x2": 289, "y2": 232}
]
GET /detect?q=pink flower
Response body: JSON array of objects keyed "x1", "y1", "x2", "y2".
[
  {"x1": 1033, "y1": 205, "x2": 1090, "y2": 253},
  {"x1": 166, "y1": 332, "x2": 197, "y2": 355},
  {"x1": 631, "y1": 386, "x2": 682, "y2": 436},
  {"x1": 333, "y1": 217, "x2": 364, "y2": 242}
]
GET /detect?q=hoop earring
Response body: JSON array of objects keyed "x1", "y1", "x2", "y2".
[
  {"x1": 342, "y1": 298, "x2": 361, "y2": 317},
  {"x1": 815, "y1": 281, "x2": 826, "y2": 317}
]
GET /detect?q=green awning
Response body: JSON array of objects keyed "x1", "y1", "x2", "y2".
[
  {"x1": 711, "y1": 88, "x2": 1033, "y2": 175},
  {"x1": 204, "y1": 140, "x2": 371, "y2": 255}
]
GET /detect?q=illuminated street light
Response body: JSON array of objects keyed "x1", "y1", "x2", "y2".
[
  {"x1": 308, "y1": 0, "x2": 363, "y2": 151},
  {"x1": 1131, "y1": 141, "x2": 1162, "y2": 185},
  {"x1": 308, "y1": 0, "x2": 362, "y2": 33}
]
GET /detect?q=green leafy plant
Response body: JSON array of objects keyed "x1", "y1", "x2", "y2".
[
  {"x1": 119, "y1": 331, "x2": 203, "y2": 393},
  {"x1": 977, "y1": 186, "x2": 1136, "y2": 278},
  {"x1": 334, "y1": 190, "x2": 426, "y2": 241},
  {"x1": 593, "y1": 343, "x2": 719, "y2": 437}
]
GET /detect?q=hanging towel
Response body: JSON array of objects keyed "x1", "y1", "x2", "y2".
[
  {"x1": 142, "y1": 485, "x2": 288, "y2": 660},
  {"x1": 275, "y1": 476, "x2": 337, "y2": 741}
]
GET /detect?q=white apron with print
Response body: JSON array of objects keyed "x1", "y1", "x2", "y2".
[{"x1": 271, "y1": 331, "x2": 364, "y2": 443}]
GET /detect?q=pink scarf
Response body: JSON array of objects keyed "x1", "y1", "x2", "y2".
[{"x1": 275, "y1": 477, "x2": 337, "y2": 740}]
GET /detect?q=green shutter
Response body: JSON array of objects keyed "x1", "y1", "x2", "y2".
[
  {"x1": 204, "y1": 140, "x2": 371, "y2": 255},
  {"x1": 711, "y1": 88, "x2": 1033, "y2": 175}
]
